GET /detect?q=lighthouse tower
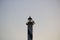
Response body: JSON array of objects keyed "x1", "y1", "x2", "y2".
[{"x1": 26, "y1": 16, "x2": 35, "y2": 40}]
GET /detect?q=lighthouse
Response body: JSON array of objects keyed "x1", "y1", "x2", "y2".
[{"x1": 26, "y1": 16, "x2": 35, "y2": 40}]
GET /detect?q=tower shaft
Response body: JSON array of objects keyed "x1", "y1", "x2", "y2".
[{"x1": 28, "y1": 24, "x2": 33, "y2": 40}]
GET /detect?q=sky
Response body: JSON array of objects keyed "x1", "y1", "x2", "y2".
[{"x1": 0, "y1": 0, "x2": 60, "y2": 40}]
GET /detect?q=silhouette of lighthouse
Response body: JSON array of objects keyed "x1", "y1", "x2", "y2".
[{"x1": 26, "y1": 16, "x2": 35, "y2": 40}]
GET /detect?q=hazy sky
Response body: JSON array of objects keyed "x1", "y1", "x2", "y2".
[{"x1": 0, "y1": 0, "x2": 60, "y2": 40}]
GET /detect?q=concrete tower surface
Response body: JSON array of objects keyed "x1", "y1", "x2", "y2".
[{"x1": 26, "y1": 16, "x2": 35, "y2": 40}]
